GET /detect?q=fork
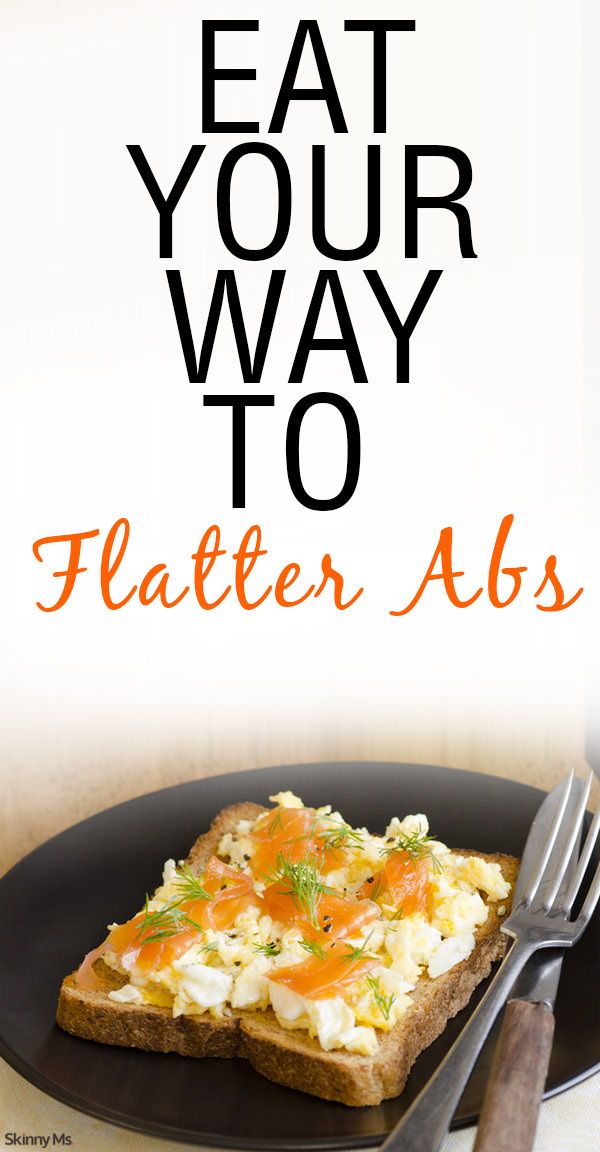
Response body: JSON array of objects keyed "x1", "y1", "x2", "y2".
[{"x1": 381, "y1": 770, "x2": 600, "y2": 1152}]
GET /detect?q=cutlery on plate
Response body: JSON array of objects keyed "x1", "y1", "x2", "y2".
[
  {"x1": 380, "y1": 770, "x2": 600, "y2": 1152},
  {"x1": 473, "y1": 774, "x2": 592, "y2": 1152}
]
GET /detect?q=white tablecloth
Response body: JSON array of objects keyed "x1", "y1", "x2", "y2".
[{"x1": 1, "y1": 1058, "x2": 598, "y2": 1151}]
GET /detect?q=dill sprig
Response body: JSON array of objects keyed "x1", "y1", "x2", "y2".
[
  {"x1": 300, "y1": 938, "x2": 326, "y2": 959},
  {"x1": 266, "y1": 808, "x2": 284, "y2": 836},
  {"x1": 365, "y1": 974, "x2": 396, "y2": 1022},
  {"x1": 316, "y1": 817, "x2": 364, "y2": 854},
  {"x1": 265, "y1": 853, "x2": 335, "y2": 927},
  {"x1": 173, "y1": 864, "x2": 211, "y2": 902},
  {"x1": 134, "y1": 897, "x2": 203, "y2": 945},
  {"x1": 254, "y1": 942, "x2": 281, "y2": 957},
  {"x1": 380, "y1": 828, "x2": 444, "y2": 874},
  {"x1": 342, "y1": 928, "x2": 376, "y2": 963}
]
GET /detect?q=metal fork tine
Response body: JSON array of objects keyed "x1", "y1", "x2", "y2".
[
  {"x1": 519, "y1": 770, "x2": 574, "y2": 907},
  {"x1": 543, "y1": 772, "x2": 592, "y2": 910},
  {"x1": 580, "y1": 852, "x2": 600, "y2": 925},
  {"x1": 564, "y1": 801, "x2": 600, "y2": 914}
]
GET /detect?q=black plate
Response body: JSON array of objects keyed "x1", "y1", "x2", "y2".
[{"x1": 0, "y1": 762, "x2": 598, "y2": 1149}]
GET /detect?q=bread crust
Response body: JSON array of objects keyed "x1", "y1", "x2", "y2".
[{"x1": 56, "y1": 802, "x2": 519, "y2": 1106}]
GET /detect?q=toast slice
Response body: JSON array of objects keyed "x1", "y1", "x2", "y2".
[{"x1": 57, "y1": 801, "x2": 518, "y2": 1107}]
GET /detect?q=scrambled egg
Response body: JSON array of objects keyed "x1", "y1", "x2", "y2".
[{"x1": 106, "y1": 790, "x2": 511, "y2": 1057}]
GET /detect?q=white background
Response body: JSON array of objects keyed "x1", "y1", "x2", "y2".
[{"x1": 0, "y1": 1, "x2": 587, "y2": 803}]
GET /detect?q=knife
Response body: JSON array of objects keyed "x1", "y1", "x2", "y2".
[{"x1": 473, "y1": 776, "x2": 588, "y2": 1152}]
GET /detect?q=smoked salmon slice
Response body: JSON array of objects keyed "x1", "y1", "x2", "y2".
[
  {"x1": 252, "y1": 808, "x2": 319, "y2": 875},
  {"x1": 251, "y1": 806, "x2": 360, "y2": 875},
  {"x1": 262, "y1": 885, "x2": 379, "y2": 942},
  {"x1": 359, "y1": 850, "x2": 432, "y2": 917},
  {"x1": 75, "y1": 856, "x2": 260, "y2": 986},
  {"x1": 270, "y1": 940, "x2": 378, "y2": 999}
]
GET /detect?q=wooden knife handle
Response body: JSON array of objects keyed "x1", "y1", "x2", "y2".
[{"x1": 474, "y1": 998, "x2": 555, "y2": 1152}]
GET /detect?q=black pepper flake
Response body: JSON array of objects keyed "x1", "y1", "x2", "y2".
[
  {"x1": 323, "y1": 923, "x2": 333, "y2": 933},
  {"x1": 323, "y1": 914, "x2": 332, "y2": 922},
  {"x1": 243, "y1": 853, "x2": 250, "y2": 861},
  {"x1": 366, "y1": 877, "x2": 374, "y2": 884}
]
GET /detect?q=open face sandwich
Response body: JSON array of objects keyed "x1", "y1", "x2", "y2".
[{"x1": 57, "y1": 791, "x2": 518, "y2": 1106}]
